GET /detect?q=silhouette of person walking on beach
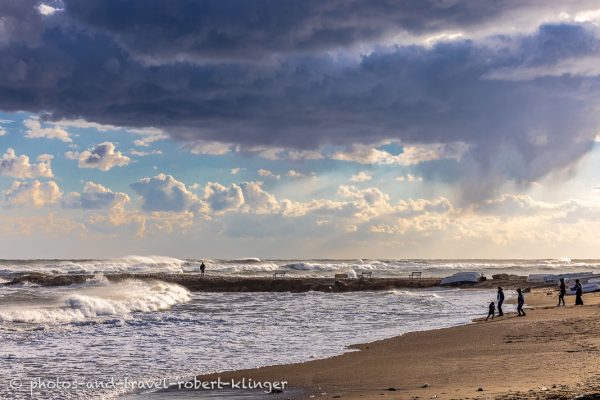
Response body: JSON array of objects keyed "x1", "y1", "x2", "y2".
[
  {"x1": 574, "y1": 279, "x2": 584, "y2": 306},
  {"x1": 517, "y1": 288, "x2": 526, "y2": 316},
  {"x1": 558, "y1": 278, "x2": 566, "y2": 306},
  {"x1": 486, "y1": 301, "x2": 495, "y2": 321},
  {"x1": 200, "y1": 262, "x2": 206, "y2": 277},
  {"x1": 497, "y1": 287, "x2": 504, "y2": 316}
]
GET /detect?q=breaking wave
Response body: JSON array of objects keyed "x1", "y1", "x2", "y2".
[
  {"x1": 0, "y1": 279, "x2": 190, "y2": 324},
  {"x1": 2, "y1": 257, "x2": 600, "y2": 279},
  {"x1": 0, "y1": 255, "x2": 187, "y2": 276}
]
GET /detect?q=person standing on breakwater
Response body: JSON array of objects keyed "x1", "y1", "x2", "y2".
[
  {"x1": 558, "y1": 278, "x2": 566, "y2": 307},
  {"x1": 574, "y1": 279, "x2": 584, "y2": 306},
  {"x1": 497, "y1": 287, "x2": 504, "y2": 316},
  {"x1": 516, "y1": 288, "x2": 526, "y2": 316},
  {"x1": 200, "y1": 262, "x2": 206, "y2": 277}
]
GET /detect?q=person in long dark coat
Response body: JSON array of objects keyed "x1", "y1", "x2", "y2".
[
  {"x1": 516, "y1": 288, "x2": 526, "y2": 316},
  {"x1": 574, "y1": 279, "x2": 584, "y2": 306},
  {"x1": 558, "y1": 278, "x2": 566, "y2": 307},
  {"x1": 496, "y1": 287, "x2": 504, "y2": 316}
]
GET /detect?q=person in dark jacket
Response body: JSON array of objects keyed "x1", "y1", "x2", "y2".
[
  {"x1": 558, "y1": 278, "x2": 566, "y2": 306},
  {"x1": 516, "y1": 288, "x2": 526, "y2": 316},
  {"x1": 497, "y1": 287, "x2": 505, "y2": 316},
  {"x1": 486, "y1": 301, "x2": 495, "y2": 321},
  {"x1": 200, "y1": 262, "x2": 206, "y2": 277},
  {"x1": 574, "y1": 279, "x2": 584, "y2": 306}
]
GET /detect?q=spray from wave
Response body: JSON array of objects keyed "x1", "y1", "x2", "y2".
[
  {"x1": 0, "y1": 255, "x2": 187, "y2": 276},
  {"x1": 0, "y1": 279, "x2": 190, "y2": 324},
  {"x1": 2, "y1": 257, "x2": 600, "y2": 279}
]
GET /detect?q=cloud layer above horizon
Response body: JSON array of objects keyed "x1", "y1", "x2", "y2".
[{"x1": 2, "y1": 1, "x2": 600, "y2": 258}]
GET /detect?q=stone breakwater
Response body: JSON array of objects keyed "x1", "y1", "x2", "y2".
[{"x1": 2, "y1": 273, "x2": 550, "y2": 292}]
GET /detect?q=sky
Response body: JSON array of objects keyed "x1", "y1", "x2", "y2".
[{"x1": 3, "y1": 1, "x2": 600, "y2": 259}]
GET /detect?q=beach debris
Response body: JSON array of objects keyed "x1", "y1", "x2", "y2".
[
  {"x1": 332, "y1": 396, "x2": 341, "y2": 398},
  {"x1": 477, "y1": 388, "x2": 484, "y2": 391},
  {"x1": 421, "y1": 383, "x2": 430, "y2": 388},
  {"x1": 387, "y1": 388, "x2": 397, "y2": 391}
]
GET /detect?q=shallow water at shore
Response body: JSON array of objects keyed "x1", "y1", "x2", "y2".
[{"x1": 0, "y1": 282, "x2": 498, "y2": 399}]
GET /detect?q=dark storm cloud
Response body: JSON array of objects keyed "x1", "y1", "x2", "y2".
[
  {"x1": 1, "y1": 1, "x2": 600, "y2": 194},
  {"x1": 61, "y1": 0, "x2": 518, "y2": 62},
  {"x1": 0, "y1": 0, "x2": 45, "y2": 46}
]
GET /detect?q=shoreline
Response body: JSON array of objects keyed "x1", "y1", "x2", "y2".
[{"x1": 191, "y1": 289, "x2": 600, "y2": 400}]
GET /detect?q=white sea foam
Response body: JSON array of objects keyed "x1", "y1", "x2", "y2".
[
  {"x1": 3, "y1": 257, "x2": 600, "y2": 279},
  {"x1": 0, "y1": 280, "x2": 190, "y2": 324},
  {"x1": 1, "y1": 287, "x2": 496, "y2": 400},
  {"x1": 0, "y1": 255, "x2": 187, "y2": 276}
]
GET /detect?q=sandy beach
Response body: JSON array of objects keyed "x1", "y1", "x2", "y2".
[{"x1": 201, "y1": 289, "x2": 600, "y2": 399}]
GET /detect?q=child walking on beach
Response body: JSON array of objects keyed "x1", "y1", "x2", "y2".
[
  {"x1": 486, "y1": 301, "x2": 495, "y2": 321},
  {"x1": 517, "y1": 288, "x2": 526, "y2": 316}
]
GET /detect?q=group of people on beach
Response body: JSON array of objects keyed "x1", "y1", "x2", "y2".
[
  {"x1": 557, "y1": 278, "x2": 585, "y2": 306},
  {"x1": 486, "y1": 278, "x2": 585, "y2": 321},
  {"x1": 486, "y1": 287, "x2": 525, "y2": 320}
]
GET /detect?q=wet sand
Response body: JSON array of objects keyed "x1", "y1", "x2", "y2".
[{"x1": 197, "y1": 290, "x2": 600, "y2": 400}]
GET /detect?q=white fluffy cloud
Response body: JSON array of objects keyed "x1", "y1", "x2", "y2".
[
  {"x1": 23, "y1": 118, "x2": 72, "y2": 142},
  {"x1": 332, "y1": 142, "x2": 469, "y2": 166},
  {"x1": 65, "y1": 142, "x2": 130, "y2": 171},
  {"x1": 0, "y1": 148, "x2": 53, "y2": 178},
  {"x1": 238, "y1": 182, "x2": 279, "y2": 213},
  {"x1": 184, "y1": 140, "x2": 233, "y2": 155},
  {"x1": 204, "y1": 181, "x2": 279, "y2": 214},
  {"x1": 350, "y1": 171, "x2": 372, "y2": 182},
  {"x1": 130, "y1": 127, "x2": 168, "y2": 147},
  {"x1": 62, "y1": 181, "x2": 130, "y2": 210},
  {"x1": 130, "y1": 149, "x2": 162, "y2": 157},
  {"x1": 203, "y1": 182, "x2": 244, "y2": 212},
  {"x1": 130, "y1": 173, "x2": 201, "y2": 212},
  {"x1": 338, "y1": 185, "x2": 394, "y2": 220},
  {"x1": 3, "y1": 180, "x2": 62, "y2": 208},
  {"x1": 258, "y1": 169, "x2": 280, "y2": 180}
]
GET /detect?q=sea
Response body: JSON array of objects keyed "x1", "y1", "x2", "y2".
[{"x1": 1, "y1": 257, "x2": 597, "y2": 399}]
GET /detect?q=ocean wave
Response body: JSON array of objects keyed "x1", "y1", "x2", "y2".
[
  {"x1": 2, "y1": 257, "x2": 600, "y2": 279},
  {"x1": 222, "y1": 257, "x2": 262, "y2": 263},
  {"x1": 0, "y1": 255, "x2": 187, "y2": 276},
  {"x1": 201, "y1": 262, "x2": 280, "y2": 273},
  {"x1": 0, "y1": 280, "x2": 190, "y2": 324},
  {"x1": 282, "y1": 261, "x2": 364, "y2": 271}
]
